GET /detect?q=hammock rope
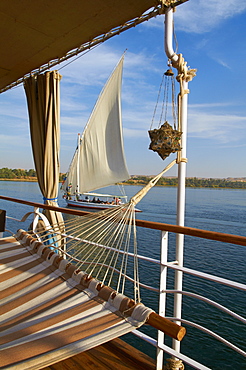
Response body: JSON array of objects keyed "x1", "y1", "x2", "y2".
[{"x1": 28, "y1": 160, "x2": 176, "y2": 305}]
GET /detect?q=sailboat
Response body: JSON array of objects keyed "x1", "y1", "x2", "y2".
[{"x1": 61, "y1": 57, "x2": 138, "y2": 211}]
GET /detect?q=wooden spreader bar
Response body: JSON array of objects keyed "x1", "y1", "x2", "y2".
[
  {"x1": 95, "y1": 282, "x2": 186, "y2": 341},
  {"x1": 147, "y1": 312, "x2": 186, "y2": 341}
]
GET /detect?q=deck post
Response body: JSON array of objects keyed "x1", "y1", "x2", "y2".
[
  {"x1": 164, "y1": 5, "x2": 195, "y2": 361},
  {"x1": 0, "y1": 209, "x2": 6, "y2": 237},
  {"x1": 33, "y1": 207, "x2": 40, "y2": 232},
  {"x1": 172, "y1": 79, "x2": 188, "y2": 354},
  {"x1": 157, "y1": 230, "x2": 168, "y2": 369}
]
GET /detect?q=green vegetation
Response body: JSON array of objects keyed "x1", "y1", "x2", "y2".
[
  {"x1": 0, "y1": 168, "x2": 245, "y2": 189},
  {"x1": 0, "y1": 168, "x2": 37, "y2": 179},
  {"x1": 125, "y1": 176, "x2": 246, "y2": 189},
  {"x1": 0, "y1": 168, "x2": 65, "y2": 182}
]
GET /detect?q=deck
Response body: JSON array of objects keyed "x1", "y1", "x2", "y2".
[{"x1": 42, "y1": 337, "x2": 156, "y2": 370}]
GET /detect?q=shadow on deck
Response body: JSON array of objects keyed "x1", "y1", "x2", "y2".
[{"x1": 42, "y1": 337, "x2": 156, "y2": 370}]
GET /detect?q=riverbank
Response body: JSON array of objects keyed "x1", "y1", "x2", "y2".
[
  {"x1": 1, "y1": 168, "x2": 246, "y2": 189},
  {"x1": 1, "y1": 177, "x2": 246, "y2": 189},
  {"x1": 124, "y1": 176, "x2": 246, "y2": 189},
  {"x1": 0, "y1": 178, "x2": 37, "y2": 182}
]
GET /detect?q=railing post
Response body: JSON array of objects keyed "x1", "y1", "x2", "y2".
[
  {"x1": 173, "y1": 78, "x2": 188, "y2": 355},
  {"x1": 156, "y1": 230, "x2": 168, "y2": 370},
  {"x1": 33, "y1": 207, "x2": 40, "y2": 232},
  {"x1": 0, "y1": 209, "x2": 6, "y2": 238},
  {"x1": 164, "y1": 7, "x2": 195, "y2": 360}
]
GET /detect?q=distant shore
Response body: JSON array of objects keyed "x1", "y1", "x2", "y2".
[
  {"x1": 0, "y1": 178, "x2": 37, "y2": 182},
  {"x1": 0, "y1": 177, "x2": 246, "y2": 189}
]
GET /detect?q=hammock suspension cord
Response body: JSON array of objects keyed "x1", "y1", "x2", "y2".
[
  {"x1": 150, "y1": 61, "x2": 177, "y2": 131},
  {"x1": 30, "y1": 159, "x2": 176, "y2": 304}
]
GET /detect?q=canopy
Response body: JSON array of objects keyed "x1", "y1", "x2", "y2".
[{"x1": 0, "y1": 0, "x2": 163, "y2": 92}]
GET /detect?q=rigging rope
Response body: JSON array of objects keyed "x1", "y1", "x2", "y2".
[{"x1": 31, "y1": 201, "x2": 139, "y2": 301}]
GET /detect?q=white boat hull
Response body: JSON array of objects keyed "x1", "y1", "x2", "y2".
[{"x1": 65, "y1": 199, "x2": 141, "y2": 212}]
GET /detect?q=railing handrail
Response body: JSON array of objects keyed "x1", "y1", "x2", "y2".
[
  {"x1": 1, "y1": 194, "x2": 246, "y2": 246},
  {"x1": 1, "y1": 194, "x2": 245, "y2": 367}
]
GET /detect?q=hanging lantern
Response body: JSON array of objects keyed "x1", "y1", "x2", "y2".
[
  {"x1": 148, "y1": 121, "x2": 182, "y2": 160},
  {"x1": 149, "y1": 63, "x2": 182, "y2": 160}
]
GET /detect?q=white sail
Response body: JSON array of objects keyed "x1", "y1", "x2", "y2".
[{"x1": 62, "y1": 56, "x2": 130, "y2": 195}]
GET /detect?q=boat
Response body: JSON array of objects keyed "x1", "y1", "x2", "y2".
[
  {"x1": 61, "y1": 57, "x2": 139, "y2": 211},
  {"x1": 64, "y1": 191, "x2": 128, "y2": 210},
  {"x1": 0, "y1": 1, "x2": 245, "y2": 369}
]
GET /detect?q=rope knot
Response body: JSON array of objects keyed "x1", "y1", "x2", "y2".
[
  {"x1": 176, "y1": 157, "x2": 188, "y2": 164},
  {"x1": 173, "y1": 53, "x2": 197, "y2": 84},
  {"x1": 164, "y1": 358, "x2": 185, "y2": 370}
]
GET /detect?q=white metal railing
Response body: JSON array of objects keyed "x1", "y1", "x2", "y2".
[{"x1": 0, "y1": 198, "x2": 245, "y2": 369}]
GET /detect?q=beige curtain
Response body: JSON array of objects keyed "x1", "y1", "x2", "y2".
[{"x1": 24, "y1": 71, "x2": 64, "y2": 245}]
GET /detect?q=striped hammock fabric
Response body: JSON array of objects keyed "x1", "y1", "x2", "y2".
[{"x1": 0, "y1": 232, "x2": 153, "y2": 370}]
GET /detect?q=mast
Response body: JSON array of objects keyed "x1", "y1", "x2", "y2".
[{"x1": 76, "y1": 133, "x2": 81, "y2": 196}]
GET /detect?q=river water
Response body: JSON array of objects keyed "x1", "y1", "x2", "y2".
[{"x1": 0, "y1": 181, "x2": 245, "y2": 369}]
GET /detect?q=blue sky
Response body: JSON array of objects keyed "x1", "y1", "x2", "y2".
[{"x1": 0, "y1": 0, "x2": 246, "y2": 178}]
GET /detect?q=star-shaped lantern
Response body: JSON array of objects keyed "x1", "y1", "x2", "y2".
[{"x1": 148, "y1": 121, "x2": 182, "y2": 160}]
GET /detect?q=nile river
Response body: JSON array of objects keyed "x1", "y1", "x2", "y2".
[{"x1": 0, "y1": 181, "x2": 245, "y2": 369}]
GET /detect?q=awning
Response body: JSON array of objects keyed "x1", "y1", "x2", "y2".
[{"x1": 0, "y1": 0, "x2": 163, "y2": 92}]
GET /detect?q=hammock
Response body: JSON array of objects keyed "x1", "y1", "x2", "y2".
[
  {"x1": 0, "y1": 166, "x2": 185, "y2": 369},
  {"x1": 0, "y1": 235, "x2": 155, "y2": 369}
]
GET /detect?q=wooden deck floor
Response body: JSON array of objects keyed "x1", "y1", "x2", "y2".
[{"x1": 42, "y1": 337, "x2": 156, "y2": 370}]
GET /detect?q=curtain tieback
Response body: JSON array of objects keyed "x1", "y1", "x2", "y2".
[{"x1": 43, "y1": 197, "x2": 58, "y2": 202}]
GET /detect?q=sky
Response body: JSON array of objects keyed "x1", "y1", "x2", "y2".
[{"x1": 0, "y1": 0, "x2": 246, "y2": 179}]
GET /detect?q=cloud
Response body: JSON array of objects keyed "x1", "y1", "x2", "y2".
[
  {"x1": 190, "y1": 102, "x2": 232, "y2": 109},
  {"x1": 176, "y1": 0, "x2": 246, "y2": 33},
  {"x1": 59, "y1": 46, "x2": 160, "y2": 133},
  {"x1": 59, "y1": 46, "x2": 159, "y2": 87},
  {"x1": 0, "y1": 89, "x2": 27, "y2": 118},
  {"x1": 210, "y1": 56, "x2": 231, "y2": 69},
  {"x1": 122, "y1": 100, "x2": 246, "y2": 146},
  {"x1": 61, "y1": 116, "x2": 85, "y2": 130},
  {"x1": 59, "y1": 46, "x2": 150, "y2": 86},
  {"x1": 148, "y1": 0, "x2": 246, "y2": 34},
  {"x1": 123, "y1": 127, "x2": 148, "y2": 138},
  {"x1": 0, "y1": 133, "x2": 30, "y2": 146},
  {"x1": 188, "y1": 109, "x2": 246, "y2": 143}
]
